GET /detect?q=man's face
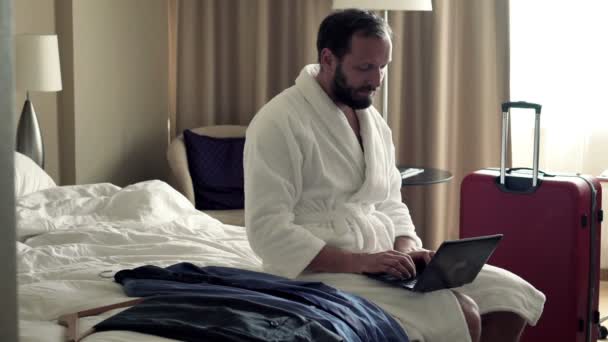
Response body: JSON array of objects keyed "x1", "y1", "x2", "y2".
[{"x1": 330, "y1": 33, "x2": 392, "y2": 109}]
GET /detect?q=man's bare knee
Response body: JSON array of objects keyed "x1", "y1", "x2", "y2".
[{"x1": 452, "y1": 291, "x2": 481, "y2": 342}]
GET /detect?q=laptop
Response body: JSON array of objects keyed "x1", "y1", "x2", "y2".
[{"x1": 367, "y1": 234, "x2": 503, "y2": 293}]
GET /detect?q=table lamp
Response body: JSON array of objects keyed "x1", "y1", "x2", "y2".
[
  {"x1": 16, "y1": 34, "x2": 62, "y2": 168},
  {"x1": 332, "y1": 0, "x2": 432, "y2": 120}
]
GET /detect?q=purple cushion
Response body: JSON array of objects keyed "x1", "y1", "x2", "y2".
[{"x1": 183, "y1": 130, "x2": 245, "y2": 210}]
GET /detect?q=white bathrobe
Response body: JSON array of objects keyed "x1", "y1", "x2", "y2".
[{"x1": 244, "y1": 64, "x2": 545, "y2": 342}]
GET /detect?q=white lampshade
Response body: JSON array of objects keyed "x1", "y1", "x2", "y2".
[
  {"x1": 16, "y1": 34, "x2": 62, "y2": 92},
  {"x1": 333, "y1": 0, "x2": 432, "y2": 11}
]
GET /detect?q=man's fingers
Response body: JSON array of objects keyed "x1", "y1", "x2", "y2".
[
  {"x1": 423, "y1": 251, "x2": 435, "y2": 264},
  {"x1": 385, "y1": 258, "x2": 411, "y2": 278},
  {"x1": 388, "y1": 249, "x2": 408, "y2": 257},
  {"x1": 387, "y1": 263, "x2": 412, "y2": 279},
  {"x1": 386, "y1": 254, "x2": 416, "y2": 278},
  {"x1": 422, "y1": 252, "x2": 432, "y2": 264},
  {"x1": 386, "y1": 266, "x2": 409, "y2": 279},
  {"x1": 408, "y1": 250, "x2": 434, "y2": 265}
]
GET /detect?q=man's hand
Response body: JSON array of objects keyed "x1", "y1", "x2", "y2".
[
  {"x1": 356, "y1": 250, "x2": 418, "y2": 279},
  {"x1": 404, "y1": 248, "x2": 435, "y2": 267},
  {"x1": 306, "y1": 244, "x2": 434, "y2": 277},
  {"x1": 393, "y1": 236, "x2": 435, "y2": 269}
]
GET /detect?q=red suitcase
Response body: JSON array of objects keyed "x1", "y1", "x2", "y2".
[{"x1": 460, "y1": 101, "x2": 603, "y2": 342}]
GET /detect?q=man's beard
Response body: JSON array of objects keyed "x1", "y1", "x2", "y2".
[{"x1": 332, "y1": 63, "x2": 375, "y2": 110}]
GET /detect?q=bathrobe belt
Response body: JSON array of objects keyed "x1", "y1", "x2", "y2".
[{"x1": 294, "y1": 203, "x2": 375, "y2": 251}]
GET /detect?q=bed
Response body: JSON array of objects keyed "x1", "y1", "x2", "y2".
[
  {"x1": 14, "y1": 152, "x2": 261, "y2": 341},
  {"x1": 15, "y1": 152, "x2": 408, "y2": 342},
  {"x1": 17, "y1": 178, "x2": 265, "y2": 341}
]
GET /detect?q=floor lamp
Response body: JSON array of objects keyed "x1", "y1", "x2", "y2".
[
  {"x1": 16, "y1": 34, "x2": 62, "y2": 168},
  {"x1": 332, "y1": 0, "x2": 432, "y2": 121}
]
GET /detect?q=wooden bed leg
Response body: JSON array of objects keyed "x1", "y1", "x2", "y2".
[
  {"x1": 57, "y1": 313, "x2": 78, "y2": 342},
  {"x1": 57, "y1": 298, "x2": 145, "y2": 342}
]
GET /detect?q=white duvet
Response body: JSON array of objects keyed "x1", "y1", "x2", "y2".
[{"x1": 17, "y1": 180, "x2": 263, "y2": 342}]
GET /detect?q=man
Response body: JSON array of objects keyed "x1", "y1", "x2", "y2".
[{"x1": 244, "y1": 9, "x2": 545, "y2": 342}]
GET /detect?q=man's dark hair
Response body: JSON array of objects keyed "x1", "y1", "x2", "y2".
[{"x1": 317, "y1": 9, "x2": 392, "y2": 62}]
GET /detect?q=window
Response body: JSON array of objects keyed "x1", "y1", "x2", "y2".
[{"x1": 510, "y1": 0, "x2": 608, "y2": 176}]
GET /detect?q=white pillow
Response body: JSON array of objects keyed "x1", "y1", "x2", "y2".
[{"x1": 14, "y1": 152, "x2": 57, "y2": 197}]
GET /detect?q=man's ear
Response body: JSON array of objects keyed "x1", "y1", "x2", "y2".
[{"x1": 319, "y1": 48, "x2": 336, "y2": 70}]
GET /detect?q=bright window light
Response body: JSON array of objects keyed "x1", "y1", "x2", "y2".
[{"x1": 510, "y1": 0, "x2": 608, "y2": 176}]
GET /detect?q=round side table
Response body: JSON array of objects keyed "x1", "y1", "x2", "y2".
[{"x1": 398, "y1": 166, "x2": 453, "y2": 186}]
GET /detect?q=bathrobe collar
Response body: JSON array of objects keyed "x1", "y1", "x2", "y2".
[{"x1": 294, "y1": 64, "x2": 391, "y2": 203}]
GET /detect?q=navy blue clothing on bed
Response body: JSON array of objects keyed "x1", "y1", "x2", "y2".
[
  {"x1": 96, "y1": 294, "x2": 343, "y2": 342},
  {"x1": 95, "y1": 263, "x2": 409, "y2": 342}
]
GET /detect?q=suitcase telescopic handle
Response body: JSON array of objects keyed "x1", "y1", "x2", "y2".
[
  {"x1": 501, "y1": 101, "x2": 542, "y2": 114},
  {"x1": 500, "y1": 101, "x2": 542, "y2": 187}
]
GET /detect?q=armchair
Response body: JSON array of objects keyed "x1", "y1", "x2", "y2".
[{"x1": 167, "y1": 125, "x2": 247, "y2": 226}]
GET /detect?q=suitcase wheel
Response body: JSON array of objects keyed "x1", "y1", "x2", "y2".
[{"x1": 599, "y1": 324, "x2": 608, "y2": 340}]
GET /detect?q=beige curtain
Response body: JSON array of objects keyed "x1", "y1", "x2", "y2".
[
  {"x1": 169, "y1": 0, "x2": 331, "y2": 138},
  {"x1": 169, "y1": 0, "x2": 510, "y2": 249},
  {"x1": 388, "y1": 0, "x2": 510, "y2": 248}
]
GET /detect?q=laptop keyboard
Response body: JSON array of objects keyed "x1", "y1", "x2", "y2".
[
  {"x1": 402, "y1": 278, "x2": 417, "y2": 289},
  {"x1": 367, "y1": 273, "x2": 418, "y2": 289}
]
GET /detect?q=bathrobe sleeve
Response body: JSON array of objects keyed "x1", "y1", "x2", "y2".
[
  {"x1": 244, "y1": 114, "x2": 326, "y2": 279},
  {"x1": 377, "y1": 166, "x2": 423, "y2": 248},
  {"x1": 374, "y1": 116, "x2": 423, "y2": 248}
]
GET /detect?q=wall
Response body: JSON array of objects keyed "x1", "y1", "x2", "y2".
[
  {"x1": 0, "y1": 0, "x2": 17, "y2": 339},
  {"x1": 15, "y1": 0, "x2": 60, "y2": 182},
  {"x1": 56, "y1": 0, "x2": 169, "y2": 186},
  {"x1": 15, "y1": 0, "x2": 169, "y2": 187}
]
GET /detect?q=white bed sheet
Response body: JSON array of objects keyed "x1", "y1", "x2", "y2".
[{"x1": 16, "y1": 180, "x2": 263, "y2": 342}]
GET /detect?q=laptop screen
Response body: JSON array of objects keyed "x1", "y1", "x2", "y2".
[{"x1": 418, "y1": 234, "x2": 503, "y2": 291}]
